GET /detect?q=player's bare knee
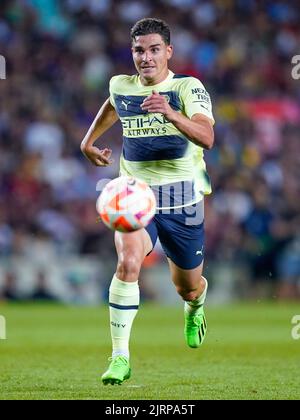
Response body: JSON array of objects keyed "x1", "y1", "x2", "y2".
[
  {"x1": 176, "y1": 287, "x2": 198, "y2": 302},
  {"x1": 116, "y1": 253, "x2": 142, "y2": 280}
]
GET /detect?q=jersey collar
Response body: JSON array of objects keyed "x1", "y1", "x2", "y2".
[{"x1": 137, "y1": 70, "x2": 174, "y2": 88}]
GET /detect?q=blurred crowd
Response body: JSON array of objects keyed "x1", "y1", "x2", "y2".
[{"x1": 0, "y1": 0, "x2": 300, "y2": 301}]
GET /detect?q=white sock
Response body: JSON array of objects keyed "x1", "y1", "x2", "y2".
[
  {"x1": 185, "y1": 277, "x2": 208, "y2": 315},
  {"x1": 109, "y1": 274, "x2": 139, "y2": 360}
]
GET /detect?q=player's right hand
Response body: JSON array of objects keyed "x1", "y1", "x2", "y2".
[{"x1": 81, "y1": 145, "x2": 114, "y2": 167}]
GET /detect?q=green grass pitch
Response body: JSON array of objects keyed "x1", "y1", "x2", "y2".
[{"x1": 0, "y1": 302, "x2": 299, "y2": 400}]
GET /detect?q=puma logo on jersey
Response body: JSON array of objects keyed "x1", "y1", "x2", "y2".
[{"x1": 121, "y1": 100, "x2": 130, "y2": 110}]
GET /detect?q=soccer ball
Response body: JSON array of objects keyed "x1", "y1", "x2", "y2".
[{"x1": 96, "y1": 176, "x2": 156, "y2": 232}]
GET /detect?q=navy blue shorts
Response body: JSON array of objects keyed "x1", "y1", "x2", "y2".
[{"x1": 145, "y1": 200, "x2": 205, "y2": 270}]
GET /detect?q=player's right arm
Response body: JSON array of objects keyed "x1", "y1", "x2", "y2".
[{"x1": 80, "y1": 98, "x2": 119, "y2": 166}]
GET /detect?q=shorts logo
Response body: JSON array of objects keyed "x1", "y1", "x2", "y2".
[{"x1": 196, "y1": 246, "x2": 204, "y2": 256}]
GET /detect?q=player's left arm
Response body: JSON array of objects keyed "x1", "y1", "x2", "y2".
[{"x1": 141, "y1": 91, "x2": 214, "y2": 150}]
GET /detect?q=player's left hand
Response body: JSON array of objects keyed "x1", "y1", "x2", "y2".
[{"x1": 141, "y1": 90, "x2": 175, "y2": 120}]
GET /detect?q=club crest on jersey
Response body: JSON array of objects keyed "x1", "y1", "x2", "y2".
[{"x1": 161, "y1": 94, "x2": 170, "y2": 103}]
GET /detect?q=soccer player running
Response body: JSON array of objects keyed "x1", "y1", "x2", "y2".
[{"x1": 81, "y1": 18, "x2": 214, "y2": 385}]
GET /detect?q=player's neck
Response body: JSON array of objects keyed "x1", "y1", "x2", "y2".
[{"x1": 139, "y1": 68, "x2": 170, "y2": 86}]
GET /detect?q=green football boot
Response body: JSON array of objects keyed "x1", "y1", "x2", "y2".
[
  {"x1": 184, "y1": 305, "x2": 207, "y2": 348},
  {"x1": 101, "y1": 356, "x2": 131, "y2": 385}
]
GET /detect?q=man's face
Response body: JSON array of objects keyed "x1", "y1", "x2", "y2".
[{"x1": 132, "y1": 33, "x2": 173, "y2": 85}]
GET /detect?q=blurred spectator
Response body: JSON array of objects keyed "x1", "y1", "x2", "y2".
[
  {"x1": 28, "y1": 270, "x2": 59, "y2": 302},
  {"x1": 0, "y1": 271, "x2": 20, "y2": 301}
]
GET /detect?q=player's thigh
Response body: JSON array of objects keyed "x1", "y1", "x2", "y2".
[
  {"x1": 115, "y1": 229, "x2": 152, "y2": 265},
  {"x1": 168, "y1": 259, "x2": 204, "y2": 291}
]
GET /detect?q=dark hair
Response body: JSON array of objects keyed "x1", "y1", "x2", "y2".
[{"x1": 130, "y1": 18, "x2": 171, "y2": 45}]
